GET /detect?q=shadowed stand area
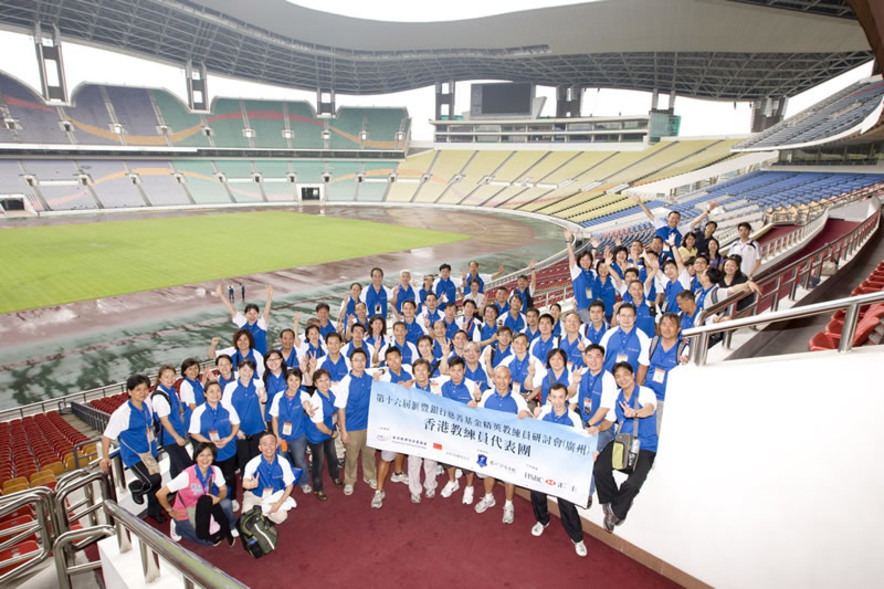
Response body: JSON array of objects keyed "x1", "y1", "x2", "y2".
[{"x1": 146, "y1": 467, "x2": 679, "y2": 588}]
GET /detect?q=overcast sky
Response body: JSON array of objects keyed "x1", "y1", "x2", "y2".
[{"x1": 0, "y1": 27, "x2": 875, "y2": 141}]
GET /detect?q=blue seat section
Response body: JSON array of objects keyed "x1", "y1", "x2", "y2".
[
  {"x1": 0, "y1": 74, "x2": 70, "y2": 144},
  {"x1": 21, "y1": 160, "x2": 95, "y2": 210},
  {"x1": 105, "y1": 86, "x2": 164, "y2": 144},
  {"x1": 736, "y1": 80, "x2": 884, "y2": 150},
  {"x1": 582, "y1": 171, "x2": 884, "y2": 249},
  {"x1": 127, "y1": 161, "x2": 192, "y2": 207},
  {"x1": 62, "y1": 85, "x2": 122, "y2": 145},
  {"x1": 77, "y1": 160, "x2": 145, "y2": 208}
]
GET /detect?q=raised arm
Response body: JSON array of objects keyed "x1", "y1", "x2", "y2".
[
  {"x1": 215, "y1": 284, "x2": 237, "y2": 318},
  {"x1": 292, "y1": 313, "x2": 302, "y2": 348},
  {"x1": 688, "y1": 200, "x2": 718, "y2": 230},
  {"x1": 630, "y1": 193, "x2": 656, "y2": 223},
  {"x1": 208, "y1": 336, "x2": 220, "y2": 360},
  {"x1": 262, "y1": 285, "x2": 273, "y2": 324},
  {"x1": 529, "y1": 259, "x2": 537, "y2": 293},
  {"x1": 491, "y1": 263, "x2": 505, "y2": 280},
  {"x1": 564, "y1": 228, "x2": 577, "y2": 268}
]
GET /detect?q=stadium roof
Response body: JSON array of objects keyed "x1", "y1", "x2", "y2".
[{"x1": 0, "y1": 0, "x2": 873, "y2": 99}]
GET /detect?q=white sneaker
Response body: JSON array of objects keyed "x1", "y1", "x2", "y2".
[
  {"x1": 391, "y1": 472, "x2": 408, "y2": 484},
  {"x1": 455, "y1": 468, "x2": 463, "y2": 479},
  {"x1": 574, "y1": 540, "x2": 587, "y2": 557},
  {"x1": 231, "y1": 528, "x2": 240, "y2": 538},
  {"x1": 364, "y1": 478, "x2": 378, "y2": 490},
  {"x1": 440, "y1": 480, "x2": 460, "y2": 498},
  {"x1": 502, "y1": 501, "x2": 515, "y2": 524},
  {"x1": 343, "y1": 484, "x2": 354, "y2": 496},
  {"x1": 462, "y1": 486, "x2": 474, "y2": 505},
  {"x1": 169, "y1": 521, "x2": 181, "y2": 542},
  {"x1": 231, "y1": 500, "x2": 240, "y2": 512},
  {"x1": 435, "y1": 464, "x2": 443, "y2": 476},
  {"x1": 425, "y1": 487, "x2": 436, "y2": 499},
  {"x1": 371, "y1": 490, "x2": 385, "y2": 509},
  {"x1": 531, "y1": 522, "x2": 548, "y2": 537},
  {"x1": 474, "y1": 494, "x2": 496, "y2": 514},
  {"x1": 411, "y1": 493, "x2": 421, "y2": 504},
  {"x1": 301, "y1": 484, "x2": 312, "y2": 494}
]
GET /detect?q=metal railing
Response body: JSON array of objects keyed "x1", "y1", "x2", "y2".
[
  {"x1": 684, "y1": 290, "x2": 884, "y2": 366},
  {"x1": 756, "y1": 208, "x2": 829, "y2": 260},
  {"x1": 764, "y1": 183, "x2": 884, "y2": 225},
  {"x1": 0, "y1": 487, "x2": 58, "y2": 584},
  {"x1": 103, "y1": 500, "x2": 247, "y2": 589},
  {"x1": 694, "y1": 209, "x2": 881, "y2": 352}
]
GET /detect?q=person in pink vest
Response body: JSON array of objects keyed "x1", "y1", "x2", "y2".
[{"x1": 156, "y1": 442, "x2": 238, "y2": 546}]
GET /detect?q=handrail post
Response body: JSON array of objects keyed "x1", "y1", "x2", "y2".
[{"x1": 838, "y1": 303, "x2": 860, "y2": 353}]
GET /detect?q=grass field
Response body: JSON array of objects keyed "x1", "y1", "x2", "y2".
[{"x1": 0, "y1": 211, "x2": 469, "y2": 313}]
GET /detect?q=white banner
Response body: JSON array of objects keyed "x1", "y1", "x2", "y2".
[{"x1": 366, "y1": 381, "x2": 596, "y2": 506}]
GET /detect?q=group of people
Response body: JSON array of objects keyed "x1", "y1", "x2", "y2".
[{"x1": 99, "y1": 208, "x2": 763, "y2": 558}]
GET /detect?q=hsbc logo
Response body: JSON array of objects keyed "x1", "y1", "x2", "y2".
[{"x1": 544, "y1": 479, "x2": 556, "y2": 486}]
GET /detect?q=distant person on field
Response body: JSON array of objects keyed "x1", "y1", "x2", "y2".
[{"x1": 216, "y1": 283, "x2": 273, "y2": 355}]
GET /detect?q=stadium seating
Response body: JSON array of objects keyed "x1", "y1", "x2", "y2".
[
  {"x1": 736, "y1": 80, "x2": 884, "y2": 151},
  {"x1": 61, "y1": 85, "x2": 122, "y2": 146},
  {"x1": 0, "y1": 412, "x2": 90, "y2": 492},
  {"x1": 208, "y1": 99, "x2": 251, "y2": 149},
  {"x1": 809, "y1": 261, "x2": 884, "y2": 351},
  {"x1": 105, "y1": 86, "x2": 165, "y2": 145},
  {"x1": 0, "y1": 74, "x2": 70, "y2": 144},
  {"x1": 152, "y1": 90, "x2": 211, "y2": 148},
  {"x1": 172, "y1": 160, "x2": 232, "y2": 205},
  {"x1": 241, "y1": 100, "x2": 289, "y2": 149},
  {"x1": 77, "y1": 160, "x2": 147, "y2": 208}
]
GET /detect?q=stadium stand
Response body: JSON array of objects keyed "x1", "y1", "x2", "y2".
[
  {"x1": 172, "y1": 160, "x2": 232, "y2": 205},
  {"x1": 77, "y1": 160, "x2": 146, "y2": 209},
  {"x1": 364, "y1": 108, "x2": 409, "y2": 150},
  {"x1": 207, "y1": 99, "x2": 251, "y2": 149},
  {"x1": 329, "y1": 108, "x2": 366, "y2": 150},
  {"x1": 253, "y1": 160, "x2": 296, "y2": 201},
  {"x1": 241, "y1": 100, "x2": 290, "y2": 149},
  {"x1": 151, "y1": 90, "x2": 211, "y2": 148},
  {"x1": 127, "y1": 160, "x2": 192, "y2": 206},
  {"x1": 413, "y1": 150, "x2": 475, "y2": 203},
  {"x1": 284, "y1": 101, "x2": 325, "y2": 149},
  {"x1": 735, "y1": 79, "x2": 884, "y2": 151},
  {"x1": 104, "y1": 86, "x2": 166, "y2": 146},
  {"x1": 0, "y1": 74, "x2": 70, "y2": 145},
  {"x1": 20, "y1": 160, "x2": 96, "y2": 210},
  {"x1": 325, "y1": 161, "x2": 364, "y2": 201},
  {"x1": 810, "y1": 260, "x2": 884, "y2": 351},
  {"x1": 60, "y1": 85, "x2": 122, "y2": 146}
]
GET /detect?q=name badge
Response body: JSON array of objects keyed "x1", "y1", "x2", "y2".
[
  {"x1": 586, "y1": 286, "x2": 593, "y2": 299},
  {"x1": 512, "y1": 383, "x2": 521, "y2": 395},
  {"x1": 583, "y1": 398, "x2": 592, "y2": 415},
  {"x1": 282, "y1": 422, "x2": 293, "y2": 437},
  {"x1": 375, "y1": 303, "x2": 383, "y2": 314},
  {"x1": 208, "y1": 430, "x2": 220, "y2": 442},
  {"x1": 146, "y1": 428, "x2": 155, "y2": 443},
  {"x1": 652, "y1": 368, "x2": 666, "y2": 384},
  {"x1": 616, "y1": 354, "x2": 628, "y2": 363}
]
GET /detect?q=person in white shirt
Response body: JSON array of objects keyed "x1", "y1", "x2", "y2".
[
  {"x1": 241, "y1": 432, "x2": 299, "y2": 524},
  {"x1": 728, "y1": 222, "x2": 762, "y2": 280}
]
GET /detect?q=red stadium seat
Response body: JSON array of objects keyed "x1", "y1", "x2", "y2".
[{"x1": 809, "y1": 332, "x2": 838, "y2": 351}]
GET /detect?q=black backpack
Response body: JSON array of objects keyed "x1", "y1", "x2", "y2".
[
  {"x1": 149, "y1": 389, "x2": 171, "y2": 446},
  {"x1": 238, "y1": 506, "x2": 278, "y2": 558}
]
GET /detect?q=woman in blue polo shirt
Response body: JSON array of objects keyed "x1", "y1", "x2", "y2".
[
  {"x1": 189, "y1": 380, "x2": 240, "y2": 507},
  {"x1": 221, "y1": 358, "x2": 267, "y2": 480},
  {"x1": 262, "y1": 350, "x2": 288, "y2": 428},
  {"x1": 100, "y1": 374, "x2": 164, "y2": 523},
  {"x1": 151, "y1": 365, "x2": 193, "y2": 479},
  {"x1": 303, "y1": 368, "x2": 343, "y2": 501},
  {"x1": 270, "y1": 368, "x2": 312, "y2": 496}
]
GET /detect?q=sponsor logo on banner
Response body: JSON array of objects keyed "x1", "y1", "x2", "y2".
[
  {"x1": 544, "y1": 479, "x2": 556, "y2": 486},
  {"x1": 392, "y1": 435, "x2": 427, "y2": 449},
  {"x1": 433, "y1": 443, "x2": 443, "y2": 450},
  {"x1": 476, "y1": 454, "x2": 488, "y2": 468}
]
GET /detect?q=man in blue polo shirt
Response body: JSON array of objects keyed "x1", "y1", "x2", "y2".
[
  {"x1": 530, "y1": 383, "x2": 590, "y2": 557},
  {"x1": 474, "y1": 366, "x2": 531, "y2": 524},
  {"x1": 216, "y1": 283, "x2": 273, "y2": 355},
  {"x1": 599, "y1": 304, "x2": 650, "y2": 383},
  {"x1": 433, "y1": 263, "x2": 459, "y2": 304},
  {"x1": 242, "y1": 432, "x2": 300, "y2": 524},
  {"x1": 361, "y1": 267, "x2": 393, "y2": 320},
  {"x1": 334, "y1": 349, "x2": 377, "y2": 495},
  {"x1": 439, "y1": 357, "x2": 482, "y2": 505}
]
